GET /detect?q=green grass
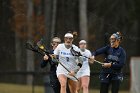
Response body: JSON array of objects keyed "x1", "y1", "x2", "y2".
[
  {"x1": 0, "y1": 83, "x2": 129, "y2": 93},
  {"x1": 0, "y1": 83, "x2": 44, "y2": 93}
]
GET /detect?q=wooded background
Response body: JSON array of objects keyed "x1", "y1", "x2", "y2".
[{"x1": 0, "y1": 0, "x2": 140, "y2": 89}]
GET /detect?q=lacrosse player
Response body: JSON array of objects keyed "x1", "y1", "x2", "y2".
[
  {"x1": 53, "y1": 33, "x2": 82, "y2": 93},
  {"x1": 41, "y1": 37, "x2": 62, "y2": 93},
  {"x1": 90, "y1": 32, "x2": 126, "y2": 93},
  {"x1": 76, "y1": 40, "x2": 92, "y2": 93}
]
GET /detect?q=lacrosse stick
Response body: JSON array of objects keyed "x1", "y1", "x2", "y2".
[
  {"x1": 36, "y1": 39, "x2": 79, "y2": 81},
  {"x1": 25, "y1": 41, "x2": 45, "y2": 56},
  {"x1": 70, "y1": 47, "x2": 104, "y2": 65}
]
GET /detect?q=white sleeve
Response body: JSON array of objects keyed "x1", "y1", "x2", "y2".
[
  {"x1": 72, "y1": 44, "x2": 80, "y2": 52},
  {"x1": 88, "y1": 50, "x2": 92, "y2": 57},
  {"x1": 54, "y1": 44, "x2": 60, "y2": 55}
]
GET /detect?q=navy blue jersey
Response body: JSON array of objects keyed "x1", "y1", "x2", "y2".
[
  {"x1": 40, "y1": 50, "x2": 58, "y2": 74},
  {"x1": 93, "y1": 45, "x2": 126, "y2": 73}
]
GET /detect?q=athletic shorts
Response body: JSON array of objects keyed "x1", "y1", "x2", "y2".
[
  {"x1": 56, "y1": 64, "x2": 78, "y2": 81},
  {"x1": 76, "y1": 67, "x2": 90, "y2": 78}
]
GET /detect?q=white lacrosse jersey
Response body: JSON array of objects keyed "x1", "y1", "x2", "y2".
[
  {"x1": 54, "y1": 43, "x2": 80, "y2": 79},
  {"x1": 76, "y1": 49, "x2": 92, "y2": 78}
]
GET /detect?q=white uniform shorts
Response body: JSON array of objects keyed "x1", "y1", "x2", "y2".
[
  {"x1": 76, "y1": 66, "x2": 90, "y2": 78},
  {"x1": 56, "y1": 64, "x2": 78, "y2": 81}
]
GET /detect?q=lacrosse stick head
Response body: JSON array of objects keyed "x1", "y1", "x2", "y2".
[
  {"x1": 25, "y1": 41, "x2": 37, "y2": 51},
  {"x1": 25, "y1": 40, "x2": 45, "y2": 55},
  {"x1": 36, "y1": 39, "x2": 50, "y2": 54},
  {"x1": 70, "y1": 47, "x2": 82, "y2": 56},
  {"x1": 37, "y1": 39, "x2": 45, "y2": 49}
]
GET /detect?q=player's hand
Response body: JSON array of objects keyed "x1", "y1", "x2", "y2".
[
  {"x1": 102, "y1": 63, "x2": 111, "y2": 68},
  {"x1": 50, "y1": 54, "x2": 56, "y2": 59},
  {"x1": 43, "y1": 54, "x2": 49, "y2": 61},
  {"x1": 68, "y1": 71, "x2": 75, "y2": 76},
  {"x1": 89, "y1": 56, "x2": 95, "y2": 64}
]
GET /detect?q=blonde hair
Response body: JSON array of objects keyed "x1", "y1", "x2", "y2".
[{"x1": 52, "y1": 37, "x2": 61, "y2": 43}]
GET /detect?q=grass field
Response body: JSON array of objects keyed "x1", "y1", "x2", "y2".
[
  {"x1": 0, "y1": 83, "x2": 129, "y2": 93},
  {"x1": 0, "y1": 83, "x2": 43, "y2": 93}
]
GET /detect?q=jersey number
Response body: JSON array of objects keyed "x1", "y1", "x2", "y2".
[{"x1": 66, "y1": 57, "x2": 69, "y2": 62}]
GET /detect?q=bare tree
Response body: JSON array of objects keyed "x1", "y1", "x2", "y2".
[
  {"x1": 50, "y1": 0, "x2": 57, "y2": 39},
  {"x1": 43, "y1": 0, "x2": 55, "y2": 92},
  {"x1": 44, "y1": 0, "x2": 52, "y2": 48},
  {"x1": 79, "y1": 0, "x2": 88, "y2": 41},
  {"x1": 26, "y1": 0, "x2": 34, "y2": 85}
]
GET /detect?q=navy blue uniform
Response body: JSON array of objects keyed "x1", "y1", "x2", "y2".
[
  {"x1": 41, "y1": 50, "x2": 60, "y2": 93},
  {"x1": 93, "y1": 45, "x2": 126, "y2": 93}
]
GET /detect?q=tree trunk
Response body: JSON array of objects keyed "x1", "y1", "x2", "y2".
[
  {"x1": 44, "y1": 0, "x2": 52, "y2": 48},
  {"x1": 26, "y1": 0, "x2": 34, "y2": 85},
  {"x1": 79, "y1": 0, "x2": 88, "y2": 41},
  {"x1": 44, "y1": 0, "x2": 54, "y2": 93},
  {"x1": 50, "y1": 0, "x2": 57, "y2": 39}
]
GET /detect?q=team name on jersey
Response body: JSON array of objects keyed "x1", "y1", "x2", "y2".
[
  {"x1": 107, "y1": 55, "x2": 119, "y2": 61},
  {"x1": 60, "y1": 51, "x2": 72, "y2": 56}
]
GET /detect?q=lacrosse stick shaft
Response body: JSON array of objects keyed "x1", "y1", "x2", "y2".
[
  {"x1": 80, "y1": 55, "x2": 103, "y2": 65},
  {"x1": 94, "y1": 60, "x2": 104, "y2": 65}
]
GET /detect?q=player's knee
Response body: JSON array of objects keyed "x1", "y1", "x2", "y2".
[
  {"x1": 60, "y1": 82, "x2": 66, "y2": 88},
  {"x1": 61, "y1": 84, "x2": 66, "y2": 88},
  {"x1": 82, "y1": 84, "x2": 88, "y2": 89}
]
